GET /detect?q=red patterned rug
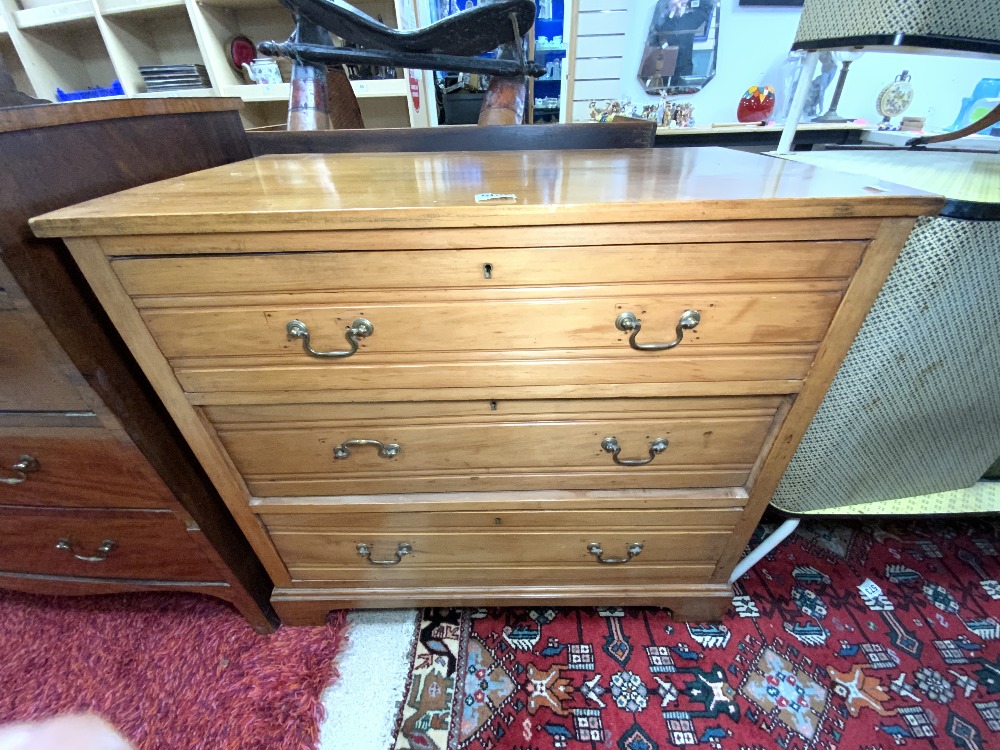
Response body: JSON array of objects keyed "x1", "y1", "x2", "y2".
[
  {"x1": 393, "y1": 520, "x2": 1000, "y2": 750},
  {"x1": 0, "y1": 592, "x2": 347, "y2": 750}
]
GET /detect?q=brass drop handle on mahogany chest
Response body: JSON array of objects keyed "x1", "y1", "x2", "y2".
[
  {"x1": 0, "y1": 455, "x2": 40, "y2": 485},
  {"x1": 55, "y1": 538, "x2": 117, "y2": 563},
  {"x1": 286, "y1": 318, "x2": 374, "y2": 358},
  {"x1": 615, "y1": 309, "x2": 701, "y2": 351}
]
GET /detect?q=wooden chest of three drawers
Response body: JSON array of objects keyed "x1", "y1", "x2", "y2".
[{"x1": 31, "y1": 148, "x2": 940, "y2": 624}]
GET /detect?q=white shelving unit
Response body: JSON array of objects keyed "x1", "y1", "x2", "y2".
[{"x1": 0, "y1": 0, "x2": 430, "y2": 128}]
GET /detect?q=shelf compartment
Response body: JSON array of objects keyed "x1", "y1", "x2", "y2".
[
  {"x1": 0, "y1": 34, "x2": 35, "y2": 95},
  {"x1": 20, "y1": 19, "x2": 119, "y2": 100},
  {"x1": 14, "y1": 0, "x2": 95, "y2": 29},
  {"x1": 101, "y1": 5, "x2": 208, "y2": 96},
  {"x1": 194, "y1": 1, "x2": 295, "y2": 89}
]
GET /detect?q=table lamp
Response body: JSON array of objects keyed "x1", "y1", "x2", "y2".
[{"x1": 777, "y1": 0, "x2": 1000, "y2": 152}]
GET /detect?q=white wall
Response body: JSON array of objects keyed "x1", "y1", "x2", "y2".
[{"x1": 572, "y1": 0, "x2": 1000, "y2": 130}]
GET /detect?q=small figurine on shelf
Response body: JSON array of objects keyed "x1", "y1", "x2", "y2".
[
  {"x1": 672, "y1": 102, "x2": 694, "y2": 128},
  {"x1": 539, "y1": 0, "x2": 553, "y2": 21},
  {"x1": 737, "y1": 85, "x2": 776, "y2": 123},
  {"x1": 587, "y1": 98, "x2": 680, "y2": 125},
  {"x1": 875, "y1": 71, "x2": 915, "y2": 131},
  {"x1": 588, "y1": 99, "x2": 632, "y2": 122},
  {"x1": 658, "y1": 92, "x2": 694, "y2": 128}
]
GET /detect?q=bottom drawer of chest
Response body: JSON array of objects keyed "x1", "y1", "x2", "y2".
[
  {"x1": 0, "y1": 507, "x2": 220, "y2": 581},
  {"x1": 261, "y1": 507, "x2": 741, "y2": 583}
]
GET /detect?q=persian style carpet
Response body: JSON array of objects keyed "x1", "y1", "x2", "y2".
[
  {"x1": 0, "y1": 592, "x2": 347, "y2": 750},
  {"x1": 392, "y1": 520, "x2": 1000, "y2": 750}
]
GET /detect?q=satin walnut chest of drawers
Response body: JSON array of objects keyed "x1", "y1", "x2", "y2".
[{"x1": 30, "y1": 148, "x2": 941, "y2": 624}]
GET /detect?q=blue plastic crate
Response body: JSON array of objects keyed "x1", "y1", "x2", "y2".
[{"x1": 55, "y1": 80, "x2": 125, "y2": 102}]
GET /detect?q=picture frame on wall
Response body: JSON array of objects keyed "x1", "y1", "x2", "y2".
[{"x1": 738, "y1": 0, "x2": 804, "y2": 6}]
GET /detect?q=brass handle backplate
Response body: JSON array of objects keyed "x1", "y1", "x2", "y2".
[
  {"x1": 0, "y1": 455, "x2": 40, "y2": 485},
  {"x1": 588, "y1": 542, "x2": 643, "y2": 565},
  {"x1": 357, "y1": 542, "x2": 412, "y2": 566},
  {"x1": 334, "y1": 439, "x2": 400, "y2": 460},
  {"x1": 601, "y1": 437, "x2": 668, "y2": 466},
  {"x1": 55, "y1": 537, "x2": 116, "y2": 563},
  {"x1": 286, "y1": 318, "x2": 374, "y2": 359},
  {"x1": 616, "y1": 309, "x2": 700, "y2": 351}
]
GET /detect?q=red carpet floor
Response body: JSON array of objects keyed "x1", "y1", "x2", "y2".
[
  {"x1": 395, "y1": 520, "x2": 1000, "y2": 750},
  {"x1": 0, "y1": 592, "x2": 347, "y2": 750}
]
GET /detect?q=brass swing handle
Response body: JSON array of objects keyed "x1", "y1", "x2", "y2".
[
  {"x1": 55, "y1": 537, "x2": 117, "y2": 563},
  {"x1": 334, "y1": 439, "x2": 400, "y2": 460},
  {"x1": 0, "y1": 455, "x2": 40, "y2": 485},
  {"x1": 615, "y1": 309, "x2": 700, "y2": 351},
  {"x1": 588, "y1": 542, "x2": 643, "y2": 565},
  {"x1": 286, "y1": 318, "x2": 374, "y2": 359},
  {"x1": 357, "y1": 542, "x2": 412, "y2": 566},
  {"x1": 601, "y1": 437, "x2": 668, "y2": 466}
]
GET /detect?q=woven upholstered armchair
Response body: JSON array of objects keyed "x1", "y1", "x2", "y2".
[{"x1": 733, "y1": 0, "x2": 1000, "y2": 581}]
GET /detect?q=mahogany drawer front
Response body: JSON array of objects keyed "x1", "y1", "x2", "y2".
[
  {"x1": 214, "y1": 397, "x2": 780, "y2": 496},
  {"x1": 261, "y1": 507, "x2": 740, "y2": 582},
  {"x1": 0, "y1": 433, "x2": 174, "y2": 509},
  {"x1": 111, "y1": 242, "x2": 868, "y2": 298},
  {"x1": 139, "y1": 285, "x2": 845, "y2": 363},
  {"x1": 0, "y1": 507, "x2": 220, "y2": 581}
]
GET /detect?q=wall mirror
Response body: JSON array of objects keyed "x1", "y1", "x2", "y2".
[{"x1": 638, "y1": 0, "x2": 720, "y2": 95}]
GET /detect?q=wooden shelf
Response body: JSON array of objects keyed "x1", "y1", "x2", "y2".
[
  {"x1": 349, "y1": 77, "x2": 409, "y2": 98},
  {"x1": 221, "y1": 82, "x2": 289, "y2": 102},
  {"x1": 15, "y1": 1, "x2": 95, "y2": 29},
  {"x1": 223, "y1": 77, "x2": 407, "y2": 103},
  {"x1": 98, "y1": 0, "x2": 187, "y2": 16},
  {"x1": 196, "y1": 0, "x2": 286, "y2": 8},
  {"x1": 134, "y1": 87, "x2": 216, "y2": 98}
]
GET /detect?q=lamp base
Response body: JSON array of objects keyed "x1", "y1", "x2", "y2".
[{"x1": 812, "y1": 112, "x2": 854, "y2": 123}]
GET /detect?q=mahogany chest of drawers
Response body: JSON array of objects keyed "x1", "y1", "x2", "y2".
[
  {"x1": 0, "y1": 258, "x2": 268, "y2": 625},
  {"x1": 31, "y1": 148, "x2": 940, "y2": 624},
  {"x1": 0, "y1": 98, "x2": 273, "y2": 631}
]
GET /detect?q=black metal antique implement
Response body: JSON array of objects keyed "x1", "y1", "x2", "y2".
[{"x1": 258, "y1": 0, "x2": 544, "y2": 129}]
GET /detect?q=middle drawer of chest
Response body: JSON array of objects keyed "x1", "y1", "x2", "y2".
[{"x1": 206, "y1": 396, "x2": 784, "y2": 497}]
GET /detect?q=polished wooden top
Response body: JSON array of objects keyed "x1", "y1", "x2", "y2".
[
  {"x1": 0, "y1": 98, "x2": 243, "y2": 135},
  {"x1": 776, "y1": 149, "x2": 1000, "y2": 204},
  {"x1": 31, "y1": 147, "x2": 942, "y2": 237}
]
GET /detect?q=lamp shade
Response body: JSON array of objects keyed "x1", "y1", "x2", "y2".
[{"x1": 792, "y1": 0, "x2": 1000, "y2": 56}]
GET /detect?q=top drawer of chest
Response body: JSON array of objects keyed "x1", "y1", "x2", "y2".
[
  {"x1": 111, "y1": 239, "x2": 866, "y2": 297},
  {"x1": 108, "y1": 234, "x2": 868, "y2": 398}
]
